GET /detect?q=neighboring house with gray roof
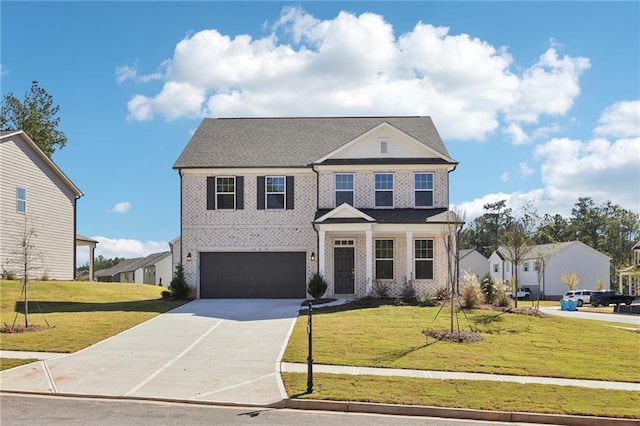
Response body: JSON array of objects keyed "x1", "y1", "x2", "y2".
[
  {"x1": 174, "y1": 116, "x2": 462, "y2": 299},
  {"x1": 95, "y1": 252, "x2": 172, "y2": 285},
  {"x1": 1, "y1": 130, "x2": 83, "y2": 280},
  {"x1": 489, "y1": 241, "x2": 610, "y2": 299},
  {"x1": 459, "y1": 249, "x2": 489, "y2": 279}
]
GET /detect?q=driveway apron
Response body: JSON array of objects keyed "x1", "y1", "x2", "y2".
[{"x1": 0, "y1": 299, "x2": 302, "y2": 406}]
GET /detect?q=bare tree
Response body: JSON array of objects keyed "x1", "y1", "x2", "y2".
[
  {"x1": 4, "y1": 215, "x2": 43, "y2": 327},
  {"x1": 501, "y1": 219, "x2": 534, "y2": 308},
  {"x1": 442, "y1": 210, "x2": 465, "y2": 332}
]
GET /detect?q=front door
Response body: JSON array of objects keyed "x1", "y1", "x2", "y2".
[{"x1": 334, "y1": 247, "x2": 354, "y2": 294}]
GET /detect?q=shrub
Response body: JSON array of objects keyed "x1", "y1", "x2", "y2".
[
  {"x1": 169, "y1": 263, "x2": 190, "y2": 299},
  {"x1": 5, "y1": 270, "x2": 16, "y2": 280},
  {"x1": 435, "y1": 286, "x2": 449, "y2": 301},
  {"x1": 401, "y1": 278, "x2": 417, "y2": 301},
  {"x1": 460, "y1": 282, "x2": 483, "y2": 309},
  {"x1": 307, "y1": 272, "x2": 328, "y2": 300},
  {"x1": 372, "y1": 280, "x2": 391, "y2": 298},
  {"x1": 494, "y1": 282, "x2": 512, "y2": 308},
  {"x1": 480, "y1": 272, "x2": 497, "y2": 304},
  {"x1": 561, "y1": 272, "x2": 579, "y2": 291},
  {"x1": 40, "y1": 270, "x2": 49, "y2": 281},
  {"x1": 419, "y1": 297, "x2": 439, "y2": 307},
  {"x1": 161, "y1": 290, "x2": 171, "y2": 299}
]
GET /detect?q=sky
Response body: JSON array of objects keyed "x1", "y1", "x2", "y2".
[{"x1": 1, "y1": 1, "x2": 639, "y2": 265}]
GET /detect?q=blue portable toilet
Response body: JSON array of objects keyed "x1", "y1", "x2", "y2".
[
  {"x1": 560, "y1": 299, "x2": 568, "y2": 311},
  {"x1": 567, "y1": 299, "x2": 577, "y2": 311}
]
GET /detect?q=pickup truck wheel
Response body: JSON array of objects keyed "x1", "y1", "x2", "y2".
[
  {"x1": 577, "y1": 300, "x2": 583, "y2": 307},
  {"x1": 591, "y1": 302, "x2": 599, "y2": 307}
]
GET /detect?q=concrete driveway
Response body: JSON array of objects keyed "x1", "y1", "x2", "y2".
[{"x1": 0, "y1": 299, "x2": 303, "y2": 406}]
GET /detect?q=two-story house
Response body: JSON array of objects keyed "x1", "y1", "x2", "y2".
[
  {"x1": 174, "y1": 117, "x2": 461, "y2": 299},
  {"x1": 0, "y1": 130, "x2": 83, "y2": 280}
]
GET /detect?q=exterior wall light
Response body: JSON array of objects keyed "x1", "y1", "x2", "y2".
[
  {"x1": 186, "y1": 252, "x2": 192, "y2": 262},
  {"x1": 311, "y1": 252, "x2": 316, "y2": 261}
]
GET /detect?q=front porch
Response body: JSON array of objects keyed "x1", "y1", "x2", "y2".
[{"x1": 314, "y1": 204, "x2": 463, "y2": 299}]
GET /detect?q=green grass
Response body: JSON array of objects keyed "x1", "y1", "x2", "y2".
[
  {"x1": 284, "y1": 303, "x2": 640, "y2": 382},
  {"x1": 282, "y1": 373, "x2": 640, "y2": 419},
  {"x1": 0, "y1": 358, "x2": 37, "y2": 371},
  {"x1": 0, "y1": 280, "x2": 187, "y2": 353}
]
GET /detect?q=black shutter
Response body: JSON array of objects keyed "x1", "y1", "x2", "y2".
[
  {"x1": 286, "y1": 176, "x2": 295, "y2": 210},
  {"x1": 257, "y1": 176, "x2": 265, "y2": 209},
  {"x1": 207, "y1": 177, "x2": 216, "y2": 210},
  {"x1": 236, "y1": 176, "x2": 244, "y2": 210}
]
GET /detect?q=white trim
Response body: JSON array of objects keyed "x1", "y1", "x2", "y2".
[
  {"x1": 334, "y1": 173, "x2": 354, "y2": 207},
  {"x1": 374, "y1": 238, "x2": 395, "y2": 280},
  {"x1": 374, "y1": 172, "x2": 394, "y2": 208},
  {"x1": 406, "y1": 231, "x2": 413, "y2": 281},
  {"x1": 333, "y1": 239, "x2": 355, "y2": 247},
  {"x1": 365, "y1": 230, "x2": 373, "y2": 293},
  {"x1": 315, "y1": 203, "x2": 376, "y2": 223},
  {"x1": 414, "y1": 238, "x2": 435, "y2": 280},
  {"x1": 214, "y1": 176, "x2": 236, "y2": 210},
  {"x1": 16, "y1": 186, "x2": 26, "y2": 214},
  {"x1": 318, "y1": 230, "x2": 326, "y2": 278},
  {"x1": 414, "y1": 172, "x2": 434, "y2": 208},
  {"x1": 265, "y1": 175, "x2": 286, "y2": 210},
  {"x1": 313, "y1": 121, "x2": 456, "y2": 164}
]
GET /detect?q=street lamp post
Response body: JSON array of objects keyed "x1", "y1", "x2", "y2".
[{"x1": 306, "y1": 301, "x2": 313, "y2": 394}]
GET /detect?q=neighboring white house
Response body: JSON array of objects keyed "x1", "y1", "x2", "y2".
[
  {"x1": 95, "y1": 252, "x2": 172, "y2": 285},
  {"x1": 174, "y1": 117, "x2": 462, "y2": 299},
  {"x1": 169, "y1": 236, "x2": 181, "y2": 274},
  {"x1": 0, "y1": 130, "x2": 83, "y2": 280},
  {"x1": 459, "y1": 249, "x2": 489, "y2": 278},
  {"x1": 489, "y1": 241, "x2": 610, "y2": 299},
  {"x1": 617, "y1": 240, "x2": 640, "y2": 295}
]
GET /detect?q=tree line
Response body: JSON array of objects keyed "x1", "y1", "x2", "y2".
[
  {"x1": 460, "y1": 197, "x2": 640, "y2": 283},
  {"x1": 77, "y1": 255, "x2": 126, "y2": 274}
]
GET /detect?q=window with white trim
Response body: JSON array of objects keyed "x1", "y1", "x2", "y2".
[
  {"x1": 16, "y1": 187, "x2": 26, "y2": 213},
  {"x1": 375, "y1": 239, "x2": 394, "y2": 279},
  {"x1": 414, "y1": 239, "x2": 434, "y2": 279},
  {"x1": 493, "y1": 263, "x2": 499, "y2": 273},
  {"x1": 374, "y1": 173, "x2": 393, "y2": 207},
  {"x1": 523, "y1": 262, "x2": 529, "y2": 272},
  {"x1": 216, "y1": 177, "x2": 235, "y2": 209},
  {"x1": 414, "y1": 173, "x2": 434, "y2": 207},
  {"x1": 266, "y1": 176, "x2": 286, "y2": 209},
  {"x1": 335, "y1": 174, "x2": 354, "y2": 206}
]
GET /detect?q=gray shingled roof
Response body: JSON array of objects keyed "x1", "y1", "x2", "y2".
[
  {"x1": 174, "y1": 117, "x2": 452, "y2": 169},
  {"x1": 314, "y1": 208, "x2": 448, "y2": 224}
]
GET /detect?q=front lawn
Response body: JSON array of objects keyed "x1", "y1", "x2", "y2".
[
  {"x1": 283, "y1": 303, "x2": 640, "y2": 383},
  {"x1": 0, "y1": 280, "x2": 187, "y2": 353},
  {"x1": 0, "y1": 358, "x2": 37, "y2": 371},
  {"x1": 282, "y1": 373, "x2": 640, "y2": 419}
]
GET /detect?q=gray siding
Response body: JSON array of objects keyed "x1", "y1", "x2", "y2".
[{"x1": 0, "y1": 135, "x2": 77, "y2": 280}]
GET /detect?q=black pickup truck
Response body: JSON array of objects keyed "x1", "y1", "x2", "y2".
[{"x1": 590, "y1": 291, "x2": 636, "y2": 307}]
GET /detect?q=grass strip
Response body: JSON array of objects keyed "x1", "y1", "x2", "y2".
[
  {"x1": 0, "y1": 358, "x2": 37, "y2": 371},
  {"x1": 1, "y1": 280, "x2": 187, "y2": 353},
  {"x1": 282, "y1": 373, "x2": 640, "y2": 419}
]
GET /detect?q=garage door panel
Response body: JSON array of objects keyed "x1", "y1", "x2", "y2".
[{"x1": 200, "y1": 252, "x2": 306, "y2": 298}]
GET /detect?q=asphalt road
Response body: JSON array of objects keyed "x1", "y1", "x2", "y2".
[{"x1": 0, "y1": 394, "x2": 551, "y2": 426}]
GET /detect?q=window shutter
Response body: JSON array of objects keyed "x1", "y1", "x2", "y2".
[
  {"x1": 286, "y1": 176, "x2": 295, "y2": 210},
  {"x1": 206, "y1": 177, "x2": 216, "y2": 210},
  {"x1": 257, "y1": 176, "x2": 265, "y2": 209},
  {"x1": 236, "y1": 176, "x2": 244, "y2": 210}
]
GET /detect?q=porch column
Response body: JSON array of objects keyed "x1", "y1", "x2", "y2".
[
  {"x1": 318, "y1": 230, "x2": 326, "y2": 278},
  {"x1": 365, "y1": 230, "x2": 373, "y2": 294},
  {"x1": 88, "y1": 243, "x2": 95, "y2": 281},
  {"x1": 619, "y1": 273, "x2": 622, "y2": 292},
  {"x1": 406, "y1": 231, "x2": 413, "y2": 282}
]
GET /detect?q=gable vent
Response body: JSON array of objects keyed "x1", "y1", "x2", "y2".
[{"x1": 380, "y1": 141, "x2": 388, "y2": 154}]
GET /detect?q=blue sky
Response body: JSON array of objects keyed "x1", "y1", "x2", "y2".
[{"x1": 2, "y1": 2, "x2": 638, "y2": 264}]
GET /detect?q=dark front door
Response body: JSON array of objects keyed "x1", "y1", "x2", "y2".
[{"x1": 334, "y1": 247, "x2": 354, "y2": 294}]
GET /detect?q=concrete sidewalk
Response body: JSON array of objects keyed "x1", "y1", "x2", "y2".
[{"x1": 281, "y1": 362, "x2": 640, "y2": 392}]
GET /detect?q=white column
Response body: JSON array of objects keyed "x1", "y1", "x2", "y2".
[
  {"x1": 619, "y1": 273, "x2": 622, "y2": 292},
  {"x1": 318, "y1": 230, "x2": 326, "y2": 277},
  {"x1": 365, "y1": 230, "x2": 373, "y2": 294},
  {"x1": 406, "y1": 231, "x2": 413, "y2": 283},
  {"x1": 88, "y1": 244, "x2": 95, "y2": 281}
]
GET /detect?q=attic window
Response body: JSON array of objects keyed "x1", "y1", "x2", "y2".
[{"x1": 380, "y1": 141, "x2": 388, "y2": 154}]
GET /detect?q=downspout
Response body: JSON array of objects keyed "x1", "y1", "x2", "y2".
[
  {"x1": 311, "y1": 164, "x2": 320, "y2": 274},
  {"x1": 73, "y1": 195, "x2": 80, "y2": 280}
]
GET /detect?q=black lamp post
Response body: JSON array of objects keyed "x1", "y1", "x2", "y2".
[{"x1": 307, "y1": 301, "x2": 313, "y2": 394}]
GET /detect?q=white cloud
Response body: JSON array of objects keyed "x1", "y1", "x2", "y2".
[
  {"x1": 503, "y1": 123, "x2": 529, "y2": 145},
  {"x1": 0, "y1": 64, "x2": 8, "y2": 76},
  {"x1": 76, "y1": 236, "x2": 169, "y2": 265},
  {"x1": 111, "y1": 201, "x2": 131, "y2": 213},
  {"x1": 501, "y1": 172, "x2": 510, "y2": 182},
  {"x1": 455, "y1": 101, "x2": 640, "y2": 221},
  {"x1": 124, "y1": 7, "x2": 589, "y2": 140},
  {"x1": 594, "y1": 100, "x2": 640, "y2": 138},
  {"x1": 519, "y1": 161, "x2": 535, "y2": 177},
  {"x1": 115, "y1": 64, "x2": 163, "y2": 84}
]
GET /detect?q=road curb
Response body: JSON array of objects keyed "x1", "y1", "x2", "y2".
[{"x1": 284, "y1": 398, "x2": 639, "y2": 425}]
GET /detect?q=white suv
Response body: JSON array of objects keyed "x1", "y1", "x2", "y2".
[{"x1": 563, "y1": 290, "x2": 592, "y2": 307}]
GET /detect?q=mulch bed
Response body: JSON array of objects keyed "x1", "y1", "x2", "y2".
[
  {"x1": 422, "y1": 329, "x2": 483, "y2": 343},
  {"x1": 0, "y1": 324, "x2": 50, "y2": 333}
]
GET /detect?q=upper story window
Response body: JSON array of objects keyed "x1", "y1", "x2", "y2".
[
  {"x1": 16, "y1": 187, "x2": 26, "y2": 213},
  {"x1": 335, "y1": 173, "x2": 354, "y2": 206},
  {"x1": 216, "y1": 177, "x2": 235, "y2": 209},
  {"x1": 523, "y1": 262, "x2": 529, "y2": 272},
  {"x1": 415, "y1": 173, "x2": 434, "y2": 207},
  {"x1": 266, "y1": 176, "x2": 286, "y2": 209},
  {"x1": 414, "y1": 239, "x2": 434, "y2": 279},
  {"x1": 206, "y1": 176, "x2": 243, "y2": 210},
  {"x1": 257, "y1": 176, "x2": 294, "y2": 210},
  {"x1": 493, "y1": 263, "x2": 499, "y2": 273},
  {"x1": 375, "y1": 239, "x2": 394, "y2": 279},
  {"x1": 374, "y1": 173, "x2": 393, "y2": 208}
]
